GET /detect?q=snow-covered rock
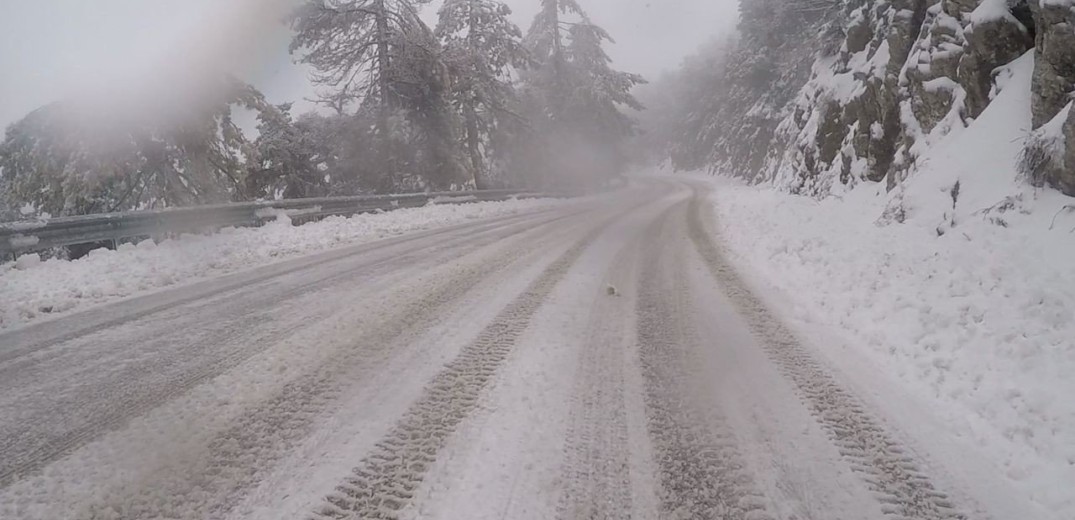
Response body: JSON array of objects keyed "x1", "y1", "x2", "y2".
[
  {"x1": 762, "y1": 0, "x2": 1045, "y2": 197},
  {"x1": 701, "y1": 0, "x2": 1074, "y2": 202},
  {"x1": 13, "y1": 252, "x2": 41, "y2": 271},
  {"x1": 1025, "y1": 0, "x2": 1075, "y2": 194}
]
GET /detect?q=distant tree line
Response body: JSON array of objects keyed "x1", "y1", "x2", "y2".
[
  {"x1": 638, "y1": 0, "x2": 841, "y2": 174},
  {"x1": 0, "y1": 0, "x2": 644, "y2": 219}
]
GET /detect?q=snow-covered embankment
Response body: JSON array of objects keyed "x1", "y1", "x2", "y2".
[
  {"x1": 0, "y1": 197, "x2": 570, "y2": 330},
  {"x1": 704, "y1": 51, "x2": 1075, "y2": 517}
]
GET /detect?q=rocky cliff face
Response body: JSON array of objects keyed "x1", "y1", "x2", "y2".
[
  {"x1": 743, "y1": 0, "x2": 1074, "y2": 199},
  {"x1": 1025, "y1": 0, "x2": 1075, "y2": 194}
]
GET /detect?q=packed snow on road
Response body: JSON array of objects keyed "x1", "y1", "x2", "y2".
[
  {"x1": 0, "y1": 197, "x2": 573, "y2": 329},
  {"x1": 2, "y1": 0, "x2": 1074, "y2": 519}
]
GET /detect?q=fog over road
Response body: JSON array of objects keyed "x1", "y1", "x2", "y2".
[{"x1": 0, "y1": 180, "x2": 987, "y2": 519}]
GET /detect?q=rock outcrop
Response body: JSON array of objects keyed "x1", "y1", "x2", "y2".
[
  {"x1": 1026, "y1": 0, "x2": 1075, "y2": 194},
  {"x1": 720, "y1": 0, "x2": 1074, "y2": 198},
  {"x1": 1030, "y1": 0, "x2": 1075, "y2": 127}
]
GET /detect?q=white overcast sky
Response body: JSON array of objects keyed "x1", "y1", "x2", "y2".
[{"x1": 0, "y1": 0, "x2": 738, "y2": 130}]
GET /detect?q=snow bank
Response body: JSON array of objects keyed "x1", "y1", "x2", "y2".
[
  {"x1": 701, "y1": 42, "x2": 1075, "y2": 517},
  {"x1": 0, "y1": 197, "x2": 570, "y2": 330},
  {"x1": 708, "y1": 179, "x2": 1075, "y2": 516}
]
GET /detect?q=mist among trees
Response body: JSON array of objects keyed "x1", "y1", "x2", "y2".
[
  {"x1": 637, "y1": 0, "x2": 843, "y2": 177},
  {"x1": 0, "y1": 0, "x2": 644, "y2": 219}
]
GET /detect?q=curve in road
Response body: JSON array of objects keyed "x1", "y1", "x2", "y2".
[{"x1": 0, "y1": 179, "x2": 995, "y2": 520}]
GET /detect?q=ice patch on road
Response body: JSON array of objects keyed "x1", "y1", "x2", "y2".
[{"x1": 0, "y1": 198, "x2": 570, "y2": 330}]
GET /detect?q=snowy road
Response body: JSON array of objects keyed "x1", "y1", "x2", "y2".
[{"x1": 0, "y1": 179, "x2": 1023, "y2": 519}]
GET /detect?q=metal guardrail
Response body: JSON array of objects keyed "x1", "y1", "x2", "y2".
[{"x1": 0, "y1": 190, "x2": 550, "y2": 259}]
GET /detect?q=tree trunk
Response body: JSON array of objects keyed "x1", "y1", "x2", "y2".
[
  {"x1": 375, "y1": 0, "x2": 393, "y2": 117},
  {"x1": 374, "y1": 0, "x2": 396, "y2": 182},
  {"x1": 466, "y1": 0, "x2": 485, "y2": 188},
  {"x1": 547, "y1": 0, "x2": 566, "y2": 116},
  {"x1": 465, "y1": 105, "x2": 485, "y2": 189}
]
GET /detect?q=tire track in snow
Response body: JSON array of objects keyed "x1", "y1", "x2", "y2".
[
  {"x1": 555, "y1": 234, "x2": 639, "y2": 520},
  {"x1": 59, "y1": 211, "x2": 589, "y2": 520},
  {"x1": 0, "y1": 208, "x2": 562, "y2": 367},
  {"x1": 636, "y1": 204, "x2": 773, "y2": 520},
  {"x1": 686, "y1": 185, "x2": 966, "y2": 520},
  {"x1": 0, "y1": 211, "x2": 576, "y2": 493},
  {"x1": 310, "y1": 219, "x2": 614, "y2": 520}
]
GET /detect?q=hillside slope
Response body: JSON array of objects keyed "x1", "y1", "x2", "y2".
[
  {"x1": 696, "y1": 0, "x2": 1074, "y2": 205},
  {"x1": 682, "y1": 1, "x2": 1075, "y2": 517}
]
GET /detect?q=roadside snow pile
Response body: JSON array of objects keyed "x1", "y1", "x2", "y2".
[
  {"x1": 705, "y1": 51, "x2": 1075, "y2": 515},
  {"x1": 0, "y1": 197, "x2": 569, "y2": 330},
  {"x1": 710, "y1": 181, "x2": 1075, "y2": 515}
]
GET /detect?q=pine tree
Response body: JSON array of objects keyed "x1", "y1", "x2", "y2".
[
  {"x1": 291, "y1": 0, "x2": 472, "y2": 191},
  {"x1": 648, "y1": 0, "x2": 840, "y2": 176},
  {"x1": 524, "y1": 0, "x2": 584, "y2": 118},
  {"x1": 291, "y1": 0, "x2": 429, "y2": 114},
  {"x1": 645, "y1": 37, "x2": 736, "y2": 172},
  {"x1": 0, "y1": 77, "x2": 270, "y2": 216},
  {"x1": 563, "y1": 21, "x2": 645, "y2": 138},
  {"x1": 436, "y1": 0, "x2": 528, "y2": 188},
  {"x1": 391, "y1": 18, "x2": 471, "y2": 190},
  {"x1": 518, "y1": 0, "x2": 645, "y2": 187},
  {"x1": 247, "y1": 103, "x2": 329, "y2": 200}
]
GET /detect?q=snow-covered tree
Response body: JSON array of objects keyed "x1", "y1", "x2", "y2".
[
  {"x1": 515, "y1": 0, "x2": 645, "y2": 187},
  {"x1": 390, "y1": 19, "x2": 471, "y2": 190},
  {"x1": 291, "y1": 0, "x2": 431, "y2": 114},
  {"x1": 436, "y1": 0, "x2": 528, "y2": 188},
  {"x1": 291, "y1": 0, "x2": 471, "y2": 191},
  {"x1": 523, "y1": 0, "x2": 582, "y2": 116},
  {"x1": 650, "y1": 0, "x2": 840, "y2": 176},
  {"x1": 0, "y1": 77, "x2": 270, "y2": 217},
  {"x1": 632, "y1": 37, "x2": 735, "y2": 171},
  {"x1": 563, "y1": 21, "x2": 645, "y2": 137},
  {"x1": 246, "y1": 104, "x2": 333, "y2": 200}
]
